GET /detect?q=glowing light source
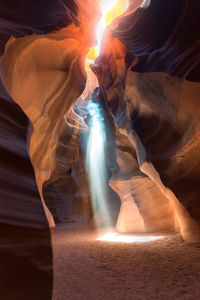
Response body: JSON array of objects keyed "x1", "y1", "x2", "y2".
[
  {"x1": 85, "y1": 0, "x2": 129, "y2": 68},
  {"x1": 97, "y1": 232, "x2": 164, "y2": 243}
]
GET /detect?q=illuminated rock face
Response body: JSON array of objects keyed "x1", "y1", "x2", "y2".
[
  {"x1": 0, "y1": 0, "x2": 100, "y2": 224},
  {"x1": 110, "y1": 148, "x2": 175, "y2": 234},
  {"x1": 92, "y1": 0, "x2": 200, "y2": 243},
  {"x1": 123, "y1": 73, "x2": 200, "y2": 243},
  {"x1": 0, "y1": 1, "x2": 99, "y2": 299}
]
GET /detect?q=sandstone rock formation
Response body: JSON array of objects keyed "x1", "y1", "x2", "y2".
[
  {"x1": 0, "y1": 78, "x2": 53, "y2": 300},
  {"x1": 91, "y1": 0, "x2": 200, "y2": 243},
  {"x1": 0, "y1": 0, "x2": 200, "y2": 299},
  {"x1": 0, "y1": 1, "x2": 99, "y2": 299}
]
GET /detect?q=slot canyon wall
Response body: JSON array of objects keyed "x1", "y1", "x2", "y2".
[
  {"x1": 0, "y1": 0, "x2": 200, "y2": 299},
  {"x1": 0, "y1": 0, "x2": 99, "y2": 299},
  {"x1": 91, "y1": 0, "x2": 200, "y2": 241}
]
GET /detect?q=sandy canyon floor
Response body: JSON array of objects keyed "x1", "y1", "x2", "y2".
[{"x1": 52, "y1": 225, "x2": 200, "y2": 300}]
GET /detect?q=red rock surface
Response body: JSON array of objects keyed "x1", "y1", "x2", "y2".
[
  {"x1": 91, "y1": 0, "x2": 200, "y2": 243},
  {"x1": 0, "y1": 1, "x2": 99, "y2": 299},
  {"x1": 0, "y1": 1, "x2": 200, "y2": 299}
]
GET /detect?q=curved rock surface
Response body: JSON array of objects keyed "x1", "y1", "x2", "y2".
[
  {"x1": 0, "y1": 0, "x2": 100, "y2": 225},
  {"x1": 0, "y1": 1, "x2": 100, "y2": 299},
  {"x1": 0, "y1": 80, "x2": 52, "y2": 300},
  {"x1": 113, "y1": 0, "x2": 200, "y2": 81},
  {"x1": 0, "y1": 1, "x2": 200, "y2": 299},
  {"x1": 91, "y1": 0, "x2": 200, "y2": 243}
]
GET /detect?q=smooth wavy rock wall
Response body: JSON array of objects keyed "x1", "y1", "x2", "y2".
[
  {"x1": 92, "y1": 0, "x2": 200, "y2": 243},
  {"x1": 0, "y1": 1, "x2": 100, "y2": 299},
  {"x1": 0, "y1": 79, "x2": 52, "y2": 299}
]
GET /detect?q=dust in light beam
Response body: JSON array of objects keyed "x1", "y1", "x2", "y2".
[{"x1": 85, "y1": 1, "x2": 129, "y2": 228}]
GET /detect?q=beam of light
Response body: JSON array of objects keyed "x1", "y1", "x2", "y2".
[
  {"x1": 141, "y1": 0, "x2": 151, "y2": 8},
  {"x1": 86, "y1": 102, "x2": 111, "y2": 228},
  {"x1": 85, "y1": 0, "x2": 129, "y2": 69},
  {"x1": 96, "y1": 0, "x2": 117, "y2": 55},
  {"x1": 125, "y1": 0, "x2": 129, "y2": 10},
  {"x1": 83, "y1": 1, "x2": 130, "y2": 227},
  {"x1": 97, "y1": 232, "x2": 164, "y2": 243}
]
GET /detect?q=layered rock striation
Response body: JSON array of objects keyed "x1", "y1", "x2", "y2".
[
  {"x1": 91, "y1": 0, "x2": 200, "y2": 243},
  {"x1": 0, "y1": 1, "x2": 99, "y2": 299}
]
